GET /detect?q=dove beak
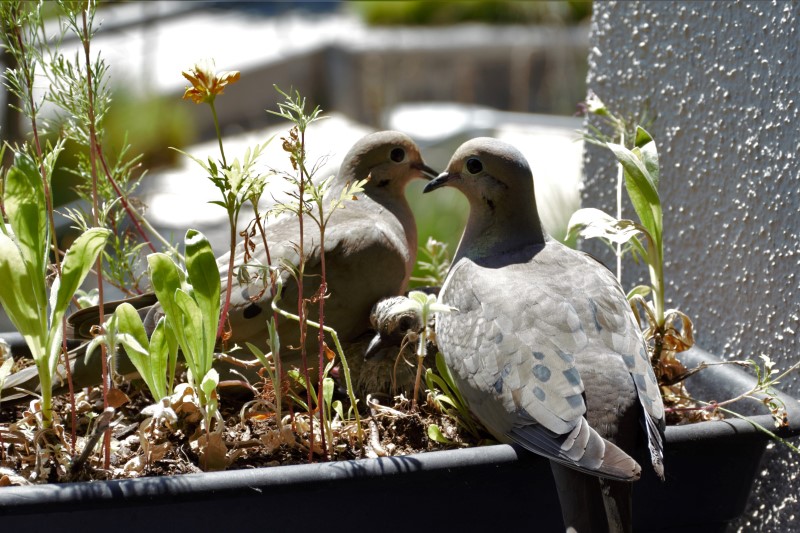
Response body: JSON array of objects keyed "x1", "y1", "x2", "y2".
[
  {"x1": 413, "y1": 162, "x2": 440, "y2": 181},
  {"x1": 423, "y1": 171, "x2": 456, "y2": 193},
  {"x1": 364, "y1": 332, "x2": 388, "y2": 360}
]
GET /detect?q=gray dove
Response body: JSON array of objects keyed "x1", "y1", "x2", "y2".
[
  {"x1": 423, "y1": 138, "x2": 664, "y2": 533},
  {"x1": 2, "y1": 131, "x2": 436, "y2": 402}
]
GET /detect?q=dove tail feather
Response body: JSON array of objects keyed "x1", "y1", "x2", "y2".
[
  {"x1": 643, "y1": 411, "x2": 665, "y2": 480},
  {"x1": 510, "y1": 418, "x2": 641, "y2": 481}
]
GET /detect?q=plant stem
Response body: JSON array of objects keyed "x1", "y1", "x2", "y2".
[
  {"x1": 81, "y1": 4, "x2": 111, "y2": 469},
  {"x1": 9, "y1": 3, "x2": 66, "y2": 432},
  {"x1": 217, "y1": 209, "x2": 236, "y2": 340},
  {"x1": 253, "y1": 206, "x2": 283, "y2": 425},
  {"x1": 316, "y1": 220, "x2": 328, "y2": 457},
  {"x1": 210, "y1": 101, "x2": 227, "y2": 168},
  {"x1": 615, "y1": 129, "x2": 624, "y2": 282},
  {"x1": 270, "y1": 291, "x2": 363, "y2": 442},
  {"x1": 95, "y1": 149, "x2": 157, "y2": 253},
  {"x1": 412, "y1": 306, "x2": 429, "y2": 410},
  {"x1": 295, "y1": 128, "x2": 314, "y2": 460}
]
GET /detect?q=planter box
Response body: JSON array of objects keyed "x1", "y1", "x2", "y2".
[{"x1": 1, "y1": 346, "x2": 798, "y2": 532}]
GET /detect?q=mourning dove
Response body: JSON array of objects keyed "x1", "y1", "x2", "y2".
[
  {"x1": 423, "y1": 138, "x2": 664, "y2": 533},
  {"x1": 1, "y1": 131, "x2": 436, "y2": 402}
]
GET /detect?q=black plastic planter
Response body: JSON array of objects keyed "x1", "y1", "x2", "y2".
[{"x1": 1, "y1": 344, "x2": 798, "y2": 532}]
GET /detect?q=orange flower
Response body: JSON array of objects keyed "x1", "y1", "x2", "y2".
[{"x1": 182, "y1": 60, "x2": 240, "y2": 104}]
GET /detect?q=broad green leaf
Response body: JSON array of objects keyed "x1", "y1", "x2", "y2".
[
  {"x1": 566, "y1": 208, "x2": 644, "y2": 246},
  {"x1": 114, "y1": 303, "x2": 149, "y2": 354},
  {"x1": 634, "y1": 126, "x2": 659, "y2": 188},
  {"x1": 0, "y1": 232, "x2": 46, "y2": 358},
  {"x1": 148, "y1": 253, "x2": 188, "y2": 354},
  {"x1": 201, "y1": 368, "x2": 219, "y2": 397},
  {"x1": 322, "y1": 376, "x2": 334, "y2": 410},
  {"x1": 51, "y1": 228, "x2": 111, "y2": 332},
  {"x1": 47, "y1": 228, "x2": 110, "y2": 373},
  {"x1": 627, "y1": 285, "x2": 652, "y2": 300},
  {"x1": 606, "y1": 142, "x2": 662, "y2": 243},
  {"x1": 4, "y1": 152, "x2": 48, "y2": 313},
  {"x1": 200, "y1": 368, "x2": 219, "y2": 418},
  {"x1": 149, "y1": 325, "x2": 170, "y2": 400},
  {"x1": 174, "y1": 288, "x2": 207, "y2": 380},
  {"x1": 112, "y1": 302, "x2": 170, "y2": 399},
  {"x1": 161, "y1": 317, "x2": 179, "y2": 395},
  {"x1": 184, "y1": 229, "x2": 220, "y2": 358},
  {"x1": 115, "y1": 332, "x2": 152, "y2": 391},
  {"x1": 46, "y1": 277, "x2": 64, "y2": 374},
  {"x1": 427, "y1": 424, "x2": 454, "y2": 445}
]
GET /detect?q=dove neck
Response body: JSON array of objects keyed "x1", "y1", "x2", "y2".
[
  {"x1": 455, "y1": 197, "x2": 545, "y2": 263},
  {"x1": 368, "y1": 186, "x2": 418, "y2": 275}
]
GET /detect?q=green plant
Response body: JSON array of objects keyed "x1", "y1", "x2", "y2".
[
  {"x1": 0, "y1": 152, "x2": 109, "y2": 427},
  {"x1": 567, "y1": 93, "x2": 693, "y2": 390},
  {"x1": 265, "y1": 86, "x2": 367, "y2": 456},
  {"x1": 424, "y1": 351, "x2": 483, "y2": 442},
  {"x1": 148, "y1": 230, "x2": 220, "y2": 411},
  {"x1": 569, "y1": 94, "x2": 798, "y2": 440},
  {"x1": 390, "y1": 290, "x2": 455, "y2": 409},
  {"x1": 410, "y1": 237, "x2": 451, "y2": 288},
  {"x1": 179, "y1": 60, "x2": 268, "y2": 342}
]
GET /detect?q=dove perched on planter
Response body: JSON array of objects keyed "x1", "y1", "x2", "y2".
[
  {"x1": 423, "y1": 138, "x2": 665, "y2": 533},
  {"x1": 2, "y1": 131, "x2": 437, "y2": 402}
]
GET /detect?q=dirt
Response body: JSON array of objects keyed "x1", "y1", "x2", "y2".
[{"x1": 0, "y1": 374, "x2": 487, "y2": 486}]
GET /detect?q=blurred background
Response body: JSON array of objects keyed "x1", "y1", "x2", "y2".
[{"x1": 0, "y1": 0, "x2": 592, "y2": 305}]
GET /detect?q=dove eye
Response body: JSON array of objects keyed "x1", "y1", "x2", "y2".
[
  {"x1": 390, "y1": 148, "x2": 405, "y2": 163},
  {"x1": 466, "y1": 158, "x2": 483, "y2": 174}
]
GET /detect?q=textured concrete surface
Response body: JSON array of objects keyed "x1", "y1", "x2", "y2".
[{"x1": 583, "y1": 2, "x2": 799, "y2": 531}]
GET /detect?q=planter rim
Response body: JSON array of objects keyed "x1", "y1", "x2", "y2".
[
  {"x1": 1, "y1": 337, "x2": 799, "y2": 516},
  {"x1": 0, "y1": 443, "x2": 526, "y2": 513}
]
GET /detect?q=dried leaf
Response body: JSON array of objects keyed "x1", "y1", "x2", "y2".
[
  {"x1": 197, "y1": 432, "x2": 228, "y2": 471},
  {"x1": 106, "y1": 388, "x2": 130, "y2": 409}
]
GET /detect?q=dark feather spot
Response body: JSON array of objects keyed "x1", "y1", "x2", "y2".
[
  {"x1": 562, "y1": 367, "x2": 581, "y2": 386},
  {"x1": 565, "y1": 394, "x2": 583, "y2": 409},
  {"x1": 243, "y1": 304, "x2": 262, "y2": 319},
  {"x1": 493, "y1": 376, "x2": 504, "y2": 394},
  {"x1": 556, "y1": 349, "x2": 575, "y2": 364},
  {"x1": 533, "y1": 386, "x2": 546, "y2": 401},
  {"x1": 533, "y1": 364, "x2": 551, "y2": 382}
]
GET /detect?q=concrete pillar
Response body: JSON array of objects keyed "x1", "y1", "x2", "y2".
[{"x1": 582, "y1": 2, "x2": 799, "y2": 530}]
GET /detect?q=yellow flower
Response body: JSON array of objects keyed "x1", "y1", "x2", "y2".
[{"x1": 182, "y1": 59, "x2": 240, "y2": 104}]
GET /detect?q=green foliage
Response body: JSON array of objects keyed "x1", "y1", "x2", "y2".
[
  {"x1": 351, "y1": 0, "x2": 591, "y2": 26},
  {"x1": 410, "y1": 237, "x2": 451, "y2": 288},
  {"x1": 0, "y1": 152, "x2": 109, "y2": 426},
  {"x1": 148, "y1": 229, "x2": 220, "y2": 407},
  {"x1": 425, "y1": 352, "x2": 483, "y2": 440},
  {"x1": 87, "y1": 302, "x2": 177, "y2": 402},
  {"x1": 566, "y1": 95, "x2": 666, "y2": 326}
]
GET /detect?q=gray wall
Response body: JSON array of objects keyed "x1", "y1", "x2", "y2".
[{"x1": 583, "y1": 2, "x2": 799, "y2": 531}]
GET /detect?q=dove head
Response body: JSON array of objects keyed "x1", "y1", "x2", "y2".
[
  {"x1": 424, "y1": 137, "x2": 545, "y2": 259},
  {"x1": 340, "y1": 131, "x2": 438, "y2": 195}
]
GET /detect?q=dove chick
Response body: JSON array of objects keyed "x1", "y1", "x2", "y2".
[{"x1": 423, "y1": 138, "x2": 664, "y2": 533}]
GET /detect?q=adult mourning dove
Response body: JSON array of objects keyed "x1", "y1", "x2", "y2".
[
  {"x1": 2, "y1": 131, "x2": 436, "y2": 402},
  {"x1": 423, "y1": 138, "x2": 664, "y2": 533}
]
